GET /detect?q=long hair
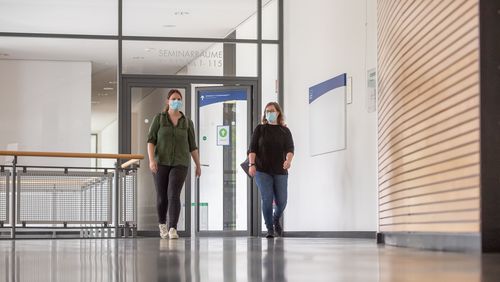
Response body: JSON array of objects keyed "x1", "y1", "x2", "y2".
[
  {"x1": 261, "y1": 102, "x2": 285, "y2": 126},
  {"x1": 164, "y1": 89, "x2": 182, "y2": 112}
]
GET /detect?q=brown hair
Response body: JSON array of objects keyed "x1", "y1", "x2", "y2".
[
  {"x1": 261, "y1": 102, "x2": 285, "y2": 126},
  {"x1": 164, "y1": 89, "x2": 183, "y2": 112}
]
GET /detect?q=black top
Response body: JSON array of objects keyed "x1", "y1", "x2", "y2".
[{"x1": 249, "y1": 124, "x2": 295, "y2": 175}]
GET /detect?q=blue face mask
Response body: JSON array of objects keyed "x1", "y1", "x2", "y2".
[
  {"x1": 169, "y1": 100, "x2": 183, "y2": 111},
  {"x1": 266, "y1": 112, "x2": 278, "y2": 123}
]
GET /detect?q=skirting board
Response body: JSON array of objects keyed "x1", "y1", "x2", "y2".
[
  {"x1": 377, "y1": 232, "x2": 481, "y2": 253},
  {"x1": 282, "y1": 231, "x2": 376, "y2": 239},
  {"x1": 137, "y1": 231, "x2": 377, "y2": 239}
]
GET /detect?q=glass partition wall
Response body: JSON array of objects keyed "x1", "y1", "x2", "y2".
[{"x1": 0, "y1": 0, "x2": 282, "y2": 237}]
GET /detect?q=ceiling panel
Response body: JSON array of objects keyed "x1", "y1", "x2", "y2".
[
  {"x1": 0, "y1": 0, "x2": 118, "y2": 35},
  {"x1": 122, "y1": 0, "x2": 257, "y2": 39}
]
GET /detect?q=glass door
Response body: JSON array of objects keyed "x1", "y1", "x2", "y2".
[{"x1": 196, "y1": 86, "x2": 252, "y2": 235}]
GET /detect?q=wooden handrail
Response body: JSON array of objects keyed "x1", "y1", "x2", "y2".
[
  {"x1": 121, "y1": 159, "x2": 141, "y2": 169},
  {"x1": 0, "y1": 150, "x2": 144, "y2": 160}
]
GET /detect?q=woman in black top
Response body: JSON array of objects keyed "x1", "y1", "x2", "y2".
[{"x1": 248, "y1": 102, "x2": 294, "y2": 238}]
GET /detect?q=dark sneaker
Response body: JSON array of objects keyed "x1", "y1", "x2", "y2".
[
  {"x1": 265, "y1": 229, "x2": 275, "y2": 238},
  {"x1": 274, "y1": 220, "x2": 283, "y2": 237}
]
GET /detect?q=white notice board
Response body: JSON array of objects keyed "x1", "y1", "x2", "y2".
[{"x1": 309, "y1": 73, "x2": 347, "y2": 156}]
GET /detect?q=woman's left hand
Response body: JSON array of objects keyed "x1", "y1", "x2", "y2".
[
  {"x1": 195, "y1": 165, "x2": 202, "y2": 177},
  {"x1": 283, "y1": 160, "x2": 292, "y2": 170}
]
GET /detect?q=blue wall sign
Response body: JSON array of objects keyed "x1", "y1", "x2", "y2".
[
  {"x1": 199, "y1": 89, "x2": 247, "y2": 107},
  {"x1": 309, "y1": 73, "x2": 347, "y2": 104}
]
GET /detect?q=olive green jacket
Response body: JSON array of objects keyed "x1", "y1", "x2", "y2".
[{"x1": 147, "y1": 112, "x2": 197, "y2": 167}]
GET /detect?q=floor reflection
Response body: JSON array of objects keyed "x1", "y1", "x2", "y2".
[
  {"x1": 377, "y1": 246, "x2": 480, "y2": 282},
  {"x1": 263, "y1": 239, "x2": 286, "y2": 282},
  {"x1": 0, "y1": 237, "x2": 498, "y2": 282}
]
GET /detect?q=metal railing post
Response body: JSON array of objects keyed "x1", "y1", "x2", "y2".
[
  {"x1": 134, "y1": 165, "x2": 138, "y2": 238},
  {"x1": 11, "y1": 156, "x2": 17, "y2": 239},
  {"x1": 114, "y1": 160, "x2": 120, "y2": 238},
  {"x1": 123, "y1": 169, "x2": 128, "y2": 238}
]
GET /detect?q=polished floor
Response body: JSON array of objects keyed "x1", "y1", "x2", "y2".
[{"x1": 0, "y1": 237, "x2": 499, "y2": 282}]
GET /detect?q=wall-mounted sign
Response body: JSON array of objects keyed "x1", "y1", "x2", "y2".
[
  {"x1": 199, "y1": 89, "x2": 247, "y2": 107},
  {"x1": 217, "y1": 125, "x2": 230, "y2": 146},
  {"x1": 366, "y1": 68, "x2": 377, "y2": 113},
  {"x1": 309, "y1": 73, "x2": 347, "y2": 156}
]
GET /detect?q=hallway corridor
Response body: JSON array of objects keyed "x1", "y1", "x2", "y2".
[{"x1": 1, "y1": 237, "x2": 499, "y2": 281}]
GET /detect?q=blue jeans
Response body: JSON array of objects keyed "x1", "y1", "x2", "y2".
[{"x1": 255, "y1": 171, "x2": 288, "y2": 231}]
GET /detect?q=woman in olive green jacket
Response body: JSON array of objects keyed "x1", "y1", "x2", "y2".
[{"x1": 147, "y1": 89, "x2": 201, "y2": 239}]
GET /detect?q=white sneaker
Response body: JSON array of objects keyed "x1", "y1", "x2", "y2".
[
  {"x1": 159, "y1": 224, "x2": 168, "y2": 239},
  {"x1": 168, "y1": 227, "x2": 179, "y2": 239}
]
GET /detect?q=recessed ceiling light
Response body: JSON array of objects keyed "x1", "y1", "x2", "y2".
[
  {"x1": 174, "y1": 11, "x2": 189, "y2": 16},
  {"x1": 103, "y1": 87, "x2": 114, "y2": 90},
  {"x1": 162, "y1": 24, "x2": 177, "y2": 28}
]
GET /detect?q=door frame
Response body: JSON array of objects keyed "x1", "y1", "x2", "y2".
[
  {"x1": 195, "y1": 85, "x2": 253, "y2": 237},
  {"x1": 120, "y1": 75, "x2": 262, "y2": 237}
]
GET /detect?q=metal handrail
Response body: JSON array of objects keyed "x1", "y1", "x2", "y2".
[
  {"x1": 0, "y1": 150, "x2": 143, "y2": 160},
  {"x1": 0, "y1": 151, "x2": 143, "y2": 239}
]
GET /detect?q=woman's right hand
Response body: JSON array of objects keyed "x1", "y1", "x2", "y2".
[
  {"x1": 149, "y1": 160, "x2": 158, "y2": 174},
  {"x1": 249, "y1": 165, "x2": 256, "y2": 177}
]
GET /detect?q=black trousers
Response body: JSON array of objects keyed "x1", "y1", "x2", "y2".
[{"x1": 154, "y1": 165, "x2": 188, "y2": 229}]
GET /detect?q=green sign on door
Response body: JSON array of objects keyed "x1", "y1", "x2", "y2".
[
  {"x1": 219, "y1": 128, "x2": 227, "y2": 137},
  {"x1": 217, "y1": 125, "x2": 230, "y2": 146}
]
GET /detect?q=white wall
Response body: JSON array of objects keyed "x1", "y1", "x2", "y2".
[
  {"x1": 283, "y1": 0, "x2": 378, "y2": 231},
  {"x1": 98, "y1": 119, "x2": 118, "y2": 168},
  {"x1": 0, "y1": 60, "x2": 91, "y2": 167}
]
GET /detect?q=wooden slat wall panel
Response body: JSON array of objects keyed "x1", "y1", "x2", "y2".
[
  {"x1": 380, "y1": 176, "x2": 480, "y2": 204},
  {"x1": 377, "y1": 0, "x2": 480, "y2": 233}
]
